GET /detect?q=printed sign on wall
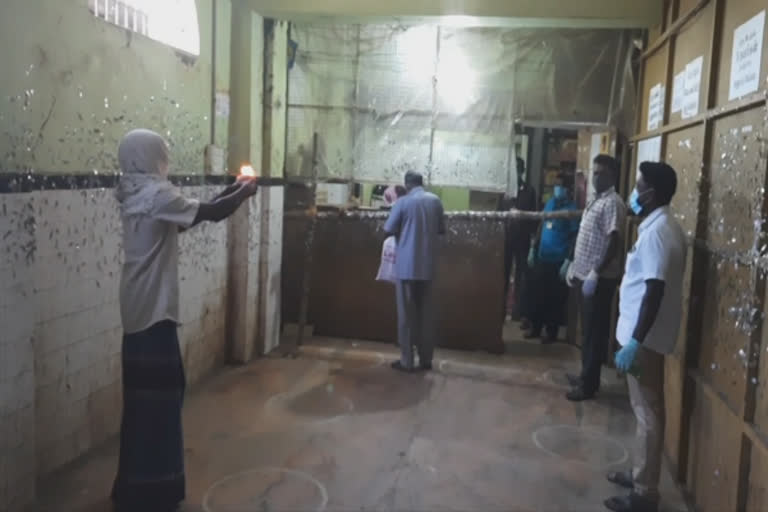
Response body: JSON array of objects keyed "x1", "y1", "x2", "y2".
[
  {"x1": 671, "y1": 71, "x2": 685, "y2": 113},
  {"x1": 647, "y1": 83, "x2": 665, "y2": 131},
  {"x1": 636, "y1": 136, "x2": 662, "y2": 177},
  {"x1": 215, "y1": 92, "x2": 230, "y2": 119},
  {"x1": 682, "y1": 56, "x2": 704, "y2": 119},
  {"x1": 729, "y1": 10, "x2": 766, "y2": 100}
]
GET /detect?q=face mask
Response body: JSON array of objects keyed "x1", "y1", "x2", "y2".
[
  {"x1": 553, "y1": 185, "x2": 566, "y2": 199},
  {"x1": 629, "y1": 188, "x2": 652, "y2": 215},
  {"x1": 593, "y1": 174, "x2": 608, "y2": 192}
]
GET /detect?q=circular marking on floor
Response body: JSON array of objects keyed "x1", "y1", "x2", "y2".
[
  {"x1": 532, "y1": 424, "x2": 628, "y2": 468},
  {"x1": 202, "y1": 467, "x2": 328, "y2": 512}
]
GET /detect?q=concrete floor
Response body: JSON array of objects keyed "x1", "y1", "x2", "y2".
[{"x1": 32, "y1": 325, "x2": 689, "y2": 512}]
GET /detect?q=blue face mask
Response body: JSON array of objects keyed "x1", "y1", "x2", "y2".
[
  {"x1": 553, "y1": 185, "x2": 566, "y2": 199},
  {"x1": 629, "y1": 188, "x2": 650, "y2": 215}
]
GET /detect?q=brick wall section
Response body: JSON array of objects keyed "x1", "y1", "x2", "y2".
[
  {"x1": 32, "y1": 188, "x2": 122, "y2": 476},
  {"x1": 0, "y1": 184, "x2": 232, "y2": 508}
]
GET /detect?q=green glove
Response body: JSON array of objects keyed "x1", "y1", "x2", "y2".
[{"x1": 527, "y1": 247, "x2": 536, "y2": 268}]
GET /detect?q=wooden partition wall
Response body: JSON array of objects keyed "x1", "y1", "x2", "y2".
[{"x1": 634, "y1": 1, "x2": 768, "y2": 510}]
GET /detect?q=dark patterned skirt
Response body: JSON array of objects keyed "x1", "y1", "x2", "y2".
[{"x1": 112, "y1": 320, "x2": 186, "y2": 512}]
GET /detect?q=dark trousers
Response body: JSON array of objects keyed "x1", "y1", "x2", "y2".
[
  {"x1": 504, "y1": 244, "x2": 530, "y2": 317},
  {"x1": 579, "y1": 278, "x2": 619, "y2": 394},
  {"x1": 529, "y1": 262, "x2": 568, "y2": 336},
  {"x1": 112, "y1": 320, "x2": 186, "y2": 512}
]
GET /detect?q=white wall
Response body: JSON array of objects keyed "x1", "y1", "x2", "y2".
[
  {"x1": 0, "y1": 185, "x2": 232, "y2": 484},
  {"x1": 0, "y1": 191, "x2": 38, "y2": 511},
  {"x1": 0, "y1": 0, "x2": 215, "y2": 176},
  {"x1": 0, "y1": 0, "x2": 219, "y2": 505},
  {"x1": 0, "y1": 0, "x2": 290, "y2": 510}
]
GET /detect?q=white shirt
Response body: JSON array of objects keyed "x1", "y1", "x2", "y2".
[
  {"x1": 119, "y1": 187, "x2": 200, "y2": 334},
  {"x1": 616, "y1": 206, "x2": 687, "y2": 354}
]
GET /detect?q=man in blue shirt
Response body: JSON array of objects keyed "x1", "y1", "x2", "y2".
[
  {"x1": 384, "y1": 171, "x2": 446, "y2": 372},
  {"x1": 525, "y1": 174, "x2": 580, "y2": 342}
]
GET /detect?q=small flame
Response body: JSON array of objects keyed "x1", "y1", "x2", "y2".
[{"x1": 240, "y1": 164, "x2": 256, "y2": 177}]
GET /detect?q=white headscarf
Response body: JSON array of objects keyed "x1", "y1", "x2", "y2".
[{"x1": 115, "y1": 129, "x2": 174, "y2": 216}]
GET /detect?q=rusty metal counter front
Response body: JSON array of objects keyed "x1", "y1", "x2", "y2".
[{"x1": 282, "y1": 213, "x2": 512, "y2": 354}]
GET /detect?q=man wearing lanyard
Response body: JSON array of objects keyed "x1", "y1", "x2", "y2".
[
  {"x1": 525, "y1": 174, "x2": 579, "y2": 342},
  {"x1": 564, "y1": 155, "x2": 626, "y2": 401},
  {"x1": 605, "y1": 162, "x2": 686, "y2": 512}
]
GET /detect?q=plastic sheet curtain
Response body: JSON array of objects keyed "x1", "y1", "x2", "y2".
[{"x1": 286, "y1": 23, "x2": 633, "y2": 192}]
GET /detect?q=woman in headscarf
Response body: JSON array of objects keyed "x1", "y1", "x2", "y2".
[{"x1": 111, "y1": 129, "x2": 258, "y2": 512}]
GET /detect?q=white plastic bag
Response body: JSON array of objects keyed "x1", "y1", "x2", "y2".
[{"x1": 375, "y1": 236, "x2": 397, "y2": 283}]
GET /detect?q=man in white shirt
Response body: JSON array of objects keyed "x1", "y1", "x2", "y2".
[{"x1": 604, "y1": 162, "x2": 686, "y2": 512}]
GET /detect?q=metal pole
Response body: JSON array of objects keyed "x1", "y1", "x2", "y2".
[
  {"x1": 606, "y1": 32, "x2": 626, "y2": 126},
  {"x1": 284, "y1": 208, "x2": 583, "y2": 221},
  {"x1": 210, "y1": 0, "x2": 217, "y2": 144},
  {"x1": 505, "y1": 47, "x2": 518, "y2": 197},
  {"x1": 295, "y1": 132, "x2": 320, "y2": 349},
  {"x1": 427, "y1": 26, "x2": 441, "y2": 186},
  {"x1": 352, "y1": 24, "x2": 362, "y2": 180}
]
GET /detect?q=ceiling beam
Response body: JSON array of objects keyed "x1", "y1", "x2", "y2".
[{"x1": 249, "y1": 0, "x2": 662, "y2": 28}]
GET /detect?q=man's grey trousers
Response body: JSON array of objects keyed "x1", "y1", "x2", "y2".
[{"x1": 395, "y1": 280, "x2": 435, "y2": 368}]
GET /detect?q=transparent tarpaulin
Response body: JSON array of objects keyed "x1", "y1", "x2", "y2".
[{"x1": 287, "y1": 23, "x2": 634, "y2": 192}]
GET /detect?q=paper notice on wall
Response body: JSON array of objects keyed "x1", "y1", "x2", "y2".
[
  {"x1": 671, "y1": 71, "x2": 685, "y2": 113},
  {"x1": 647, "y1": 83, "x2": 665, "y2": 131},
  {"x1": 636, "y1": 136, "x2": 662, "y2": 176},
  {"x1": 316, "y1": 183, "x2": 350, "y2": 206},
  {"x1": 729, "y1": 10, "x2": 766, "y2": 100},
  {"x1": 215, "y1": 92, "x2": 230, "y2": 119},
  {"x1": 682, "y1": 56, "x2": 704, "y2": 119}
]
